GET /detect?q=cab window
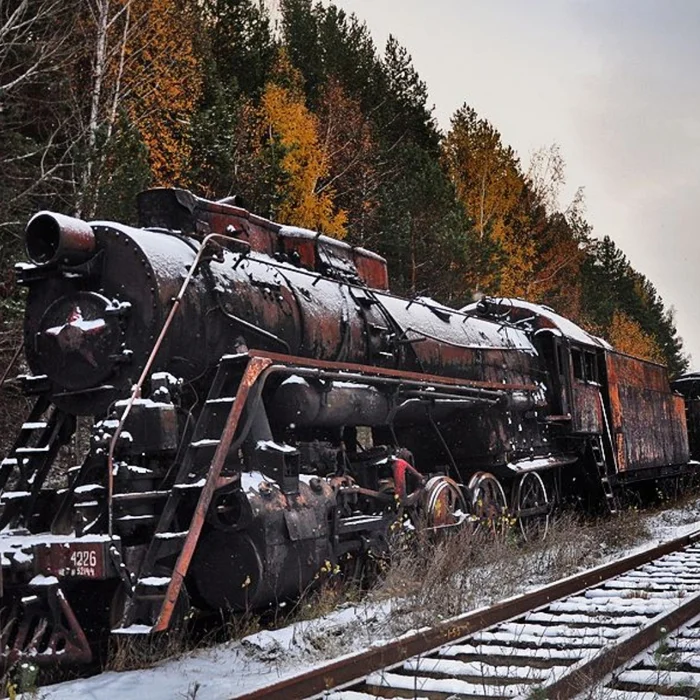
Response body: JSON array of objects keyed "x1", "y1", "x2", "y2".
[
  {"x1": 584, "y1": 351, "x2": 599, "y2": 383},
  {"x1": 571, "y1": 346, "x2": 599, "y2": 384},
  {"x1": 571, "y1": 348, "x2": 584, "y2": 380}
]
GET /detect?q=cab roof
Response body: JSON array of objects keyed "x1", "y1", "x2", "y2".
[{"x1": 462, "y1": 297, "x2": 612, "y2": 350}]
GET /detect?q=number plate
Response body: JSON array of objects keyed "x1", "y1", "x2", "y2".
[{"x1": 35, "y1": 541, "x2": 109, "y2": 579}]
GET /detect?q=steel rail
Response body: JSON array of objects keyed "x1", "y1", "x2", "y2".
[
  {"x1": 543, "y1": 586, "x2": 700, "y2": 699},
  {"x1": 232, "y1": 527, "x2": 700, "y2": 700}
]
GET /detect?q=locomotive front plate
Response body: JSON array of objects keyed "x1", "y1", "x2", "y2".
[{"x1": 35, "y1": 541, "x2": 110, "y2": 579}]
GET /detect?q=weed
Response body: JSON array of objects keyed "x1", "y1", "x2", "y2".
[
  {"x1": 653, "y1": 627, "x2": 680, "y2": 672},
  {"x1": 97, "y1": 497, "x2": 658, "y2": 675},
  {"x1": 106, "y1": 627, "x2": 191, "y2": 673},
  {"x1": 1, "y1": 662, "x2": 45, "y2": 700}
]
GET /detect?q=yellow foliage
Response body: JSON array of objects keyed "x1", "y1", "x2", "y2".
[
  {"x1": 259, "y1": 56, "x2": 347, "y2": 237},
  {"x1": 442, "y1": 106, "x2": 533, "y2": 295},
  {"x1": 122, "y1": 0, "x2": 202, "y2": 185},
  {"x1": 608, "y1": 310, "x2": 664, "y2": 363}
]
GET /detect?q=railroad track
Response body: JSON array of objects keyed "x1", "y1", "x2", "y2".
[{"x1": 235, "y1": 528, "x2": 700, "y2": 700}]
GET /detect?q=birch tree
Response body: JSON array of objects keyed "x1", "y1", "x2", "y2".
[
  {"x1": 0, "y1": 0, "x2": 76, "y2": 232},
  {"x1": 74, "y1": 0, "x2": 201, "y2": 219},
  {"x1": 74, "y1": 0, "x2": 136, "y2": 218},
  {"x1": 442, "y1": 104, "x2": 531, "y2": 296}
]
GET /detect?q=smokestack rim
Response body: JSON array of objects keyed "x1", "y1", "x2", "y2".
[{"x1": 25, "y1": 211, "x2": 95, "y2": 266}]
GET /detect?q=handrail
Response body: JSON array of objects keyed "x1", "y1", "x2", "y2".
[
  {"x1": 0, "y1": 339, "x2": 25, "y2": 389},
  {"x1": 106, "y1": 232, "x2": 237, "y2": 537}
]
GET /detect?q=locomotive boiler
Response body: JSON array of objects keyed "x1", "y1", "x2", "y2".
[{"x1": 0, "y1": 188, "x2": 691, "y2": 667}]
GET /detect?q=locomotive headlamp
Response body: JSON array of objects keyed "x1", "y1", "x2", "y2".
[{"x1": 25, "y1": 211, "x2": 96, "y2": 266}]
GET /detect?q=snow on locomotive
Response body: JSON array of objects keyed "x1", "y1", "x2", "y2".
[{"x1": 0, "y1": 188, "x2": 690, "y2": 666}]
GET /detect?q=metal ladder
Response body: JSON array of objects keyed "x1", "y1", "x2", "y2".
[
  {"x1": 115, "y1": 353, "x2": 272, "y2": 633},
  {"x1": 0, "y1": 395, "x2": 73, "y2": 530},
  {"x1": 591, "y1": 435, "x2": 618, "y2": 514}
]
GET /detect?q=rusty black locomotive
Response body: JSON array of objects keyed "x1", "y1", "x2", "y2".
[{"x1": 0, "y1": 189, "x2": 693, "y2": 667}]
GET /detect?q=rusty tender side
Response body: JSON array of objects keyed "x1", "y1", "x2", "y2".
[{"x1": 0, "y1": 189, "x2": 692, "y2": 667}]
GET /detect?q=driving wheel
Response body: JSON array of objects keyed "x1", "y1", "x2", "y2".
[
  {"x1": 468, "y1": 471, "x2": 508, "y2": 535},
  {"x1": 514, "y1": 471, "x2": 550, "y2": 542},
  {"x1": 421, "y1": 475, "x2": 467, "y2": 529}
]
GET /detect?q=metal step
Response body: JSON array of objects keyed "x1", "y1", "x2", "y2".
[
  {"x1": 112, "y1": 490, "x2": 170, "y2": 503},
  {"x1": 154, "y1": 531, "x2": 188, "y2": 540},
  {"x1": 116, "y1": 355, "x2": 259, "y2": 632},
  {"x1": 190, "y1": 438, "x2": 221, "y2": 448},
  {"x1": 0, "y1": 398, "x2": 73, "y2": 530},
  {"x1": 205, "y1": 396, "x2": 235, "y2": 405}
]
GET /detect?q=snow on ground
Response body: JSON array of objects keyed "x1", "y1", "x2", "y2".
[
  {"x1": 627, "y1": 497, "x2": 700, "y2": 554},
  {"x1": 26, "y1": 498, "x2": 700, "y2": 700},
  {"x1": 31, "y1": 601, "x2": 405, "y2": 700}
]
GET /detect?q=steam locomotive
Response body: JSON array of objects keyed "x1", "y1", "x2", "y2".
[{"x1": 0, "y1": 188, "x2": 694, "y2": 667}]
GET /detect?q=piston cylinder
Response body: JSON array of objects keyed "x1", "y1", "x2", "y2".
[{"x1": 270, "y1": 377, "x2": 390, "y2": 428}]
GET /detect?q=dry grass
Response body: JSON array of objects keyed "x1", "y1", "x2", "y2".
[
  {"x1": 29, "y1": 498, "x2": 660, "y2": 678},
  {"x1": 217, "y1": 609, "x2": 262, "y2": 641},
  {"x1": 13, "y1": 500, "x2": 656, "y2": 682},
  {"x1": 367, "y1": 507, "x2": 651, "y2": 634},
  {"x1": 106, "y1": 627, "x2": 193, "y2": 673},
  {"x1": 0, "y1": 662, "x2": 47, "y2": 699},
  {"x1": 253, "y1": 506, "x2": 653, "y2": 665}
]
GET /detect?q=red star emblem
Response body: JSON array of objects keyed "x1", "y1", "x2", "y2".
[{"x1": 45, "y1": 306, "x2": 106, "y2": 367}]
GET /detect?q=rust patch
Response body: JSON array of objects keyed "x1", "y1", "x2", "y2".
[
  {"x1": 605, "y1": 352, "x2": 689, "y2": 472},
  {"x1": 571, "y1": 383, "x2": 603, "y2": 434},
  {"x1": 1, "y1": 584, "x2": 92, "y2": 669},
  {"x1": 138, "y1": 189, "x2": 388, "y2": 289}
]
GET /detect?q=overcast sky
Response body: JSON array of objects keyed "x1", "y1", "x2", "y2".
[{"x1": 326, "y1": 0, "x2": 700, "y2": 368}]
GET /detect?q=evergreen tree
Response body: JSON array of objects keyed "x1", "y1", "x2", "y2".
[
  {"x1": 94, "y1": 112, "x2": 152, "y2": 224},
  {"x1": 378, "y1": 35, "x2": 439, "y2": 153},
  {"x1": 377, "y1": 142, "x2": 469, "y2": 301},
  {"x1": 279, "y1": 0, "x2": 324, "y2": 99},
  {"x1": 581, "y1": 236, "x2": 688, "y2": 374},
  {"x1": 0, "y1": 0, "x2": 689, "y2": 376},
  {"x1": 189, "y1": 0, "x2": 276, "y2": 202},
  {"x1": 203, "y1": 0, "x2": 276, "y2": 97}
]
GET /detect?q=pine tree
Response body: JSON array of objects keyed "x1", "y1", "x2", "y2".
[
  {"x1": 580, "y1": 236, "x2": 688, "y2": 375},
  {"x1": 189, "y1": 0, "x2": 276, "y2": 202},
  {"x1": 279, "y1": 0, "x2": 324, "y2": 99},
  {"x1": 379, "y1": 35, "x2": 439, "y2": 153},
  {"x1": 202, "y1": 0, "x2": 276, "y2": 97}
]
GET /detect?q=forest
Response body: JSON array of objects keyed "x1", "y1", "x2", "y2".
[{"x1": 0, "y1": 0, "x2": 688, "y2": 378}]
